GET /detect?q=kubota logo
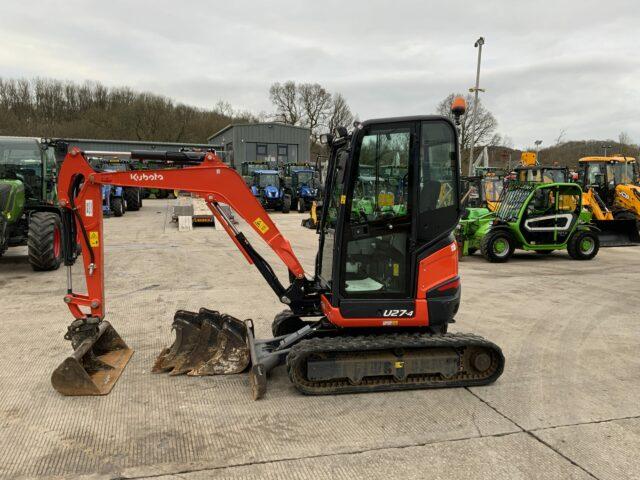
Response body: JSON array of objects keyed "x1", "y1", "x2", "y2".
[{"x1": 130, "y1": 173, "x2": 164, "y2": 182}]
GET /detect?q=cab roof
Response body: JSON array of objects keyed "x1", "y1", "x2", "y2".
[
  {"x1": 579, "y1": 156, "x2": 636, "y2": 163},
  {"x1": 254, "y1": 169, "x2": 279, "y2": 174}
]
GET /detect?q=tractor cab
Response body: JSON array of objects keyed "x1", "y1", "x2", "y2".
[
  {"x1": 578, "y1": 156, "x2": 638, "y2": 204},
  {"x1": 285, "y1": 165, "x2": 319, "y2": 212},
  {"x1": 514, "y1": 165, "x2": 569, "y2": 184},
  {"x1": 0, "y1": 137, "x2": 57, "y2": 206},
  {"x1": 251, "y1": 169, "x2": 290, "y2": 212},
  {"x1": 579, "y1": 156, "x2": 640, "y2": 222},
  {"x1": 0, "y1": 137, "x2": 63, "y2": 270}
]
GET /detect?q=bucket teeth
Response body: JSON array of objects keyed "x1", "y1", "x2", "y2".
[
  {"x1": 153, "y1": 308, "x2": 250, "y2": 377},
  {"x1": 151, "y1": 310, "x2": 202, "y2": 373}
]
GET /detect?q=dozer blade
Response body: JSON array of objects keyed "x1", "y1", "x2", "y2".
[
  {"x1": 153, "y1": 308, "x2": 250, "y2": 377},
  {"x1": 51, "y1": 321, "x2": 133, "y2": 396},
  {"x1": 594, "y1": 219, "x2": 640, "y2": 247}
]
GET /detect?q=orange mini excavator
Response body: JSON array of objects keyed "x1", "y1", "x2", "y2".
[{"x1": 51, "y1": 107, "x2": 504, "y2": 400}]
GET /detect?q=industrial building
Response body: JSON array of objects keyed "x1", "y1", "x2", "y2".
[{"x1": 207, "y1": 122, "x2": 311, "y2": 169}]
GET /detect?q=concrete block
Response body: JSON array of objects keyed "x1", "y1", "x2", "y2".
[{"x1": 178, "y1": 215, "x2": 193, "y2": 231}]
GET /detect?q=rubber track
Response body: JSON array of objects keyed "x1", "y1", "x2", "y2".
[{"x1": 286, "y1": 332, "x2": 505, "y2": 395}]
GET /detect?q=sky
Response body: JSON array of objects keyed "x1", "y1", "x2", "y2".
[{"x1": 2, "y1": 0, "x2": 639, "y2": 148}]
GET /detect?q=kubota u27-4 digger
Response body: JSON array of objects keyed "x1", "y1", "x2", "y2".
[{"x1": 51, "y1": 108, "x2": 505, "y2": 400}]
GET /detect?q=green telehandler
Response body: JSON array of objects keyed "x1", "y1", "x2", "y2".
[
  {"x1": 457, "y1": 182, "x2": 599, "y2": 262},
  {"x1": 0, "y1": 137, "x2": 63, "y2": 270}
]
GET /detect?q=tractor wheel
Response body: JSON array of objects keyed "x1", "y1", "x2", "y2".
[
  {"x1": 124, "y1": 188, "x2": 141, "y2": 211},
  {"x1": 155, "y1": 189, "x2": 169, "y2": 199},
  {"x1": 298, "y1": 200, "x2": 306, "y2": 213},
  {"x1": 112, "y1": 197, "x2": 125, "y2": 217},
  {"x1": 567, "y1": 230, "x2": 599, "y2": 260},
  {"x1": 282, "y1": 194, "x2": 291, "y2": 214},
  {"x1": 272, "y1": 309, "x2": 307, "y2": 337},
  {"x1": 27, "y1": 212, "x2": 63, "y2": 271},
  {"x1": 481, "y1": 230, "x2": 515, "y2": 263}
]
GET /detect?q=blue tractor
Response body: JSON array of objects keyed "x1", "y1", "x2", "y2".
[
  {"x1": 286, "y1": 166, "x2": 319, "y2": 213},
  {"x1": 101, "y1": 184, "x2": 126, "y2": 217},
  {"x1": 92, "y1": 159, "x2": 143, "y2": 217},
  {"x1": 250, "y1": 169, "x2": 291, "y2": 213}
]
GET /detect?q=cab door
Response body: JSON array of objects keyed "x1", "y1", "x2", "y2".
[{"x1": 330, "y1": 121, "x2": 415, "y2": 319}]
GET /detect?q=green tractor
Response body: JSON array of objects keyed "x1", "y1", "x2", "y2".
[
  {"x1": 457, "y1": 182, "x2": 599, "y2": 262},
  {"x1": 0, "y1": 137, "x2": 63, "y2": 270}
]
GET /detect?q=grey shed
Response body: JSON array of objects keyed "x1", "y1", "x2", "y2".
[{"x1": 208, "y1": 123, "x2": 311, "y2": 170}]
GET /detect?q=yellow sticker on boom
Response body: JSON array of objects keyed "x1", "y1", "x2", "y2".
[
  {"x1": 253, "y1": 217, "x2": 270, "y2": 234},
  {"x1": 89, "y1": 231, "x2": 99, "y2": 247},
  {"x1": 340, "y1": 194, "x2": 346, "y2": 205}
]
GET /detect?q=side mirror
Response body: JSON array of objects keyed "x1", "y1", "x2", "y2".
[{"x1": 320, "y1": 133, "x2": 333, "y2": 145}]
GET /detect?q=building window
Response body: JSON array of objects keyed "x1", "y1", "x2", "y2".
[
  {"x1": 226, "y1": 142, "x2": 234, "y2": 166},
  {"x1": 277, "y1": 144, "x2": 288, "y2": 163},
  {"x1": 257, "y1": 144, "x2": 268, "y2": 156}
]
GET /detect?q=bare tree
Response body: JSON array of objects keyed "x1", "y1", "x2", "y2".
[
  {"x1": 555, "y1": 129, "x2": 567, "y2": 145},
  {"x1": 268, "y1": 81, "x2": 354, "y2": 142},
  {"x1": 618, "y1": 131, "x2": 632, "y2": 145},
  {"x1": 436, "y1": 93, "x2": 498, "y2": 150},
  {"x1": 269, "y1": 81, "x2": 300, "y2": 125},
  {"x1": 298, "y1": 83, "x2": 333, "y2": 141},
  {"x1": 327, "y1": 93, "x2": 354, "y2": 135}
]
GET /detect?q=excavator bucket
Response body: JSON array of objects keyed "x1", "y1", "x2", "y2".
[
  {"x1": 594, "y1": 219, "x2": 640, "y2": 247},
  {"x1": 51, "y1": 321, "x2": 133, "y2": 396},
  {"x1": 153, "y1": 308, "x2": 250, "y2": 377}
]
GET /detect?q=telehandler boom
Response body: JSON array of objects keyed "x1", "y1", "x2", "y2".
[{"x1": 52, "y1": 111, "x2": 504, "y2": 400}]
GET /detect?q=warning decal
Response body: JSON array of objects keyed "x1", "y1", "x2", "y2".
[
  {"x1": 253, "y1": 218, "x2": 270, "y2": 234},
  {"x1": 89, "y1": 231, "x2": 99, "y2": 247}
]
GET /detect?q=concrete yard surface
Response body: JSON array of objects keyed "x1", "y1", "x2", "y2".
[{"x1": 0, "y1": 199, "x2": 638, "y2": 480}]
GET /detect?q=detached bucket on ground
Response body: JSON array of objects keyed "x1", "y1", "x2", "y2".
[{"x1": 51, "y1": 321, "x2": 133, "y2": 396}]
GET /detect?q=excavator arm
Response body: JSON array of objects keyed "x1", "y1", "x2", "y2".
[
  {"x1": 52, "y1": 147, "x2": 320, "y2": 397},
  {"x1": 57, "y1": 148, "x2": 307, "y2": 321}
]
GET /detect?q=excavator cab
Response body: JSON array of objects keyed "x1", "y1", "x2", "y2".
[{"x1": 317, "y1": 118, "x2": 460, "y2": 329}]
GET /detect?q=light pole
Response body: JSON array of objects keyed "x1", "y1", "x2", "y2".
[
  {"x1": 601, "y1": 144, "x2": 612, "y2": 157},
  {"x1": 535, "y1": 140, "x2": 543, "y2": 155},
  {"x1": 468, "y1": 36, "x2": 485, "y2": 176}
]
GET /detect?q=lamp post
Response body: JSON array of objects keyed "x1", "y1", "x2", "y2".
[
  {"x1": 601, "y1": 144, "x2": 612, "y2": 157},
  {"x1": 534, "y1": 140, "x2": 543, "y2": 155},
  {"x1": 468, "y1": 37, "x2": 485, "y2": 176}
]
